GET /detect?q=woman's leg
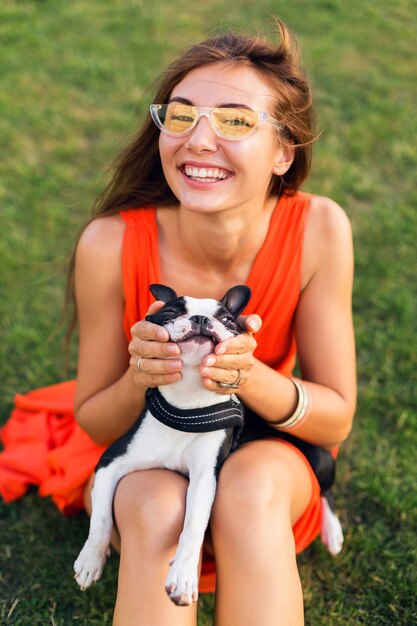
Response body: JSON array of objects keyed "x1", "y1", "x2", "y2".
[
  {"x1": 84, "y1": 468, "x2": 198, "y2": 626},
  {"x1": 210, "y1": 440, "x2": 314, "y2": 626}
]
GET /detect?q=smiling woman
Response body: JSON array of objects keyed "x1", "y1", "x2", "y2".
[
  {"x1": 157, "y1": 63, "x2": 296, "y2": 217},
  {"x1": 0, "y1": 17, "x2": 355, "y2": 626}
]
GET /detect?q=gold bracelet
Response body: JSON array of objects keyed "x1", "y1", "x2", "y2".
[{"x1": 270, "y1": 378, "x2": 310, "y2": 430}]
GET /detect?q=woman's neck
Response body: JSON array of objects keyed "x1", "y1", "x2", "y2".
[
  {"x1": 157, "y1": 195, "x2": 279, "y2": 297},
  {"x1": 183, "y1": 197, "x2": 276, "y2": 266}
]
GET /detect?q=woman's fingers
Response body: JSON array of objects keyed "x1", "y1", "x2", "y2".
[
  {"x1": 201, "y1": 366, "x2": 243, "y2": 385},
  {"x1": 238, "y1": 313, "x2": 262, "y2": 334},
  {"x1": 130, "y1": 355, "x2": 182, "y2": 375},
  {"x1": 214, "y1": 332, "x2": 257, "y2": 358},
  {"x1": 200, "y1": 361, "x2": 251, "y2": 390},
  {"x1": 128, "y1": 301, "x2": 182, "y2": 387},
  {"x1": 129, "y1": 352, "x2": 182, "y2": 388},
  {"x1": 200, "y1": 330, "x2": 258, "y2": 393},
  {"x1": 130, "y1": 336, "x2": 180, "y2": 359},
  {"x1": 131, "y1": 366, "x2": 182, "y2": 388},
  {"x1": 202, "y1": 351, "x2": 252, "y2": 371},
  {"x1": 130, "y1": 316, "x2": 169, "y2": 344}
]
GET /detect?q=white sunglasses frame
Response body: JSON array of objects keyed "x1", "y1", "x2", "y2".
[{"x1": 150, "y1": 103, "x2": 285, "y2": 141}]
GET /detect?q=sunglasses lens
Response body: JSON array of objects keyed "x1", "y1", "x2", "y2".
[
  {"x1": 211, "y1": 108, "x2": 259, "y2": 138},
  {"x1": 155, "y1": 103, "x2": 197, "y2": 134}
]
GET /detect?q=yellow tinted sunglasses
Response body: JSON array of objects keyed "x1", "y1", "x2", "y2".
[{"x1": 150, "y1": 102, "x2": 285, "y2": 140}]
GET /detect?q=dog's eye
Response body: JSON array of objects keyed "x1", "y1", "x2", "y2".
[
  {"x1": 221, "y1": 315, "x2": 234, "y2": 325},
  {"x1": 159, "y1": 308, "x2": 177, "y2": 322}
]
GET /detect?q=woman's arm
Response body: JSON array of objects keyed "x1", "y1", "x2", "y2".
[
  {"x1": 73, "y1": 215, "x2": 146, "y2": 446},
  {"x1": 200, "y1": 197, "x2": 356, "y2": 449},
  {"x1": 74, "y1": 215, "x2": 184, "y2": 446},
  {"x1": 290, "y1": 195, "x2": 356, "y2": 447}
]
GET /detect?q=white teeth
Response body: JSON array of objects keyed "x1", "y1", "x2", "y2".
[{"x1": 184, "y1": 165, "x2": 229, "y2": 181}]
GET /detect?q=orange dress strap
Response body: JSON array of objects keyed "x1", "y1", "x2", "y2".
[
  {"x1": 246, "y1": 192, "x2": 311, "y2": 374},
  {"x1": 119, "y1": 207, "x2": 160, "y2": 339}
]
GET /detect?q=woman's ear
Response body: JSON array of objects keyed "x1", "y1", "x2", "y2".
[{"x1": 273, "y1": 145, "x2": 295, "y2": 176}]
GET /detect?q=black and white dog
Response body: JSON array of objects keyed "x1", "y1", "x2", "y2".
[
  {"x1": 74, "y1": 284, "x2": 342, "y2": 606},
  {"x1": 74, "y1": 284, "x2": 251, "y2": 605}
]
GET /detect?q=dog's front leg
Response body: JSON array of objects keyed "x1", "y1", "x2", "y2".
[
  {"x1": 165, "y1": 467, "x2": 217, "y2": 606},
  {"x1": 74, "y1": 464, "x2": 126, "y2": 590}
]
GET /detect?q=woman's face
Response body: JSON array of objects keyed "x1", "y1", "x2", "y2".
[{"x1": 158, "y1": 62, "x2": 293, "y2": 216}]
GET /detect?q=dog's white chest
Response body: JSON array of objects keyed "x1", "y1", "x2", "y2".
[{"x1": 124, "y1": 412, "x2": 226, "y2": 475}]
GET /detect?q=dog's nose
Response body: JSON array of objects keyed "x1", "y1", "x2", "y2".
[{"x1": 190, "y1": 315, "x2": 211, "y2": 328}]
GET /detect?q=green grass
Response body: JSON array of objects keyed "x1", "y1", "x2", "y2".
[{"x1": 1, "y1": 0, "x2": 416, "y2": 623}]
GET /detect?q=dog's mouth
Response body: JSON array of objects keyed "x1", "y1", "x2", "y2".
[
  {"x1": 177, "y1": 329, "x2": 220, "y2": 346},
  {"x1": 178, "y1": 334, "x2": 217, "y2": 346}
]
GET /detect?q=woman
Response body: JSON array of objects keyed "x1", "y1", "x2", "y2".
[{"x1": 1, "y1": 18, "x2": 356, "y2": 626}]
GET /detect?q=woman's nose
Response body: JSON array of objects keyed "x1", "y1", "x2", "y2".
[{"x1": 185, "y1": 115, "x2": 218, "y2": 152}]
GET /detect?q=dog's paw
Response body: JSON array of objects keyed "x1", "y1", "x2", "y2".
[
  {"x1": 73, "y1": 541, "x2": 110, "y2": 590},
  {"x1": 164, "y1": 558, "x2": 199, "y2": 606}
]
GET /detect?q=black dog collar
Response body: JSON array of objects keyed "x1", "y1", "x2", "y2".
[{"x1": 146, "y1": 388, "x2": 244, "y2": 450}]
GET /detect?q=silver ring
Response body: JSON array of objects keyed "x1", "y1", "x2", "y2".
[
  {"x1": 136, "y1": 357, "x2": 146, "y2": 374},
  {"x1": 218, "y1": 369, "x2": 242, "y2": 390}
]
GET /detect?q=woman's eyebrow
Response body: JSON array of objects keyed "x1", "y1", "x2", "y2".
[
  {"x1": 167, "y1": 97, "x2": 253, "y2": 110},
  {"x1": 168, "y1": 96, "x2": 193, "y2": 105},
  {"x1": 219, "y1": 103, "x2": 252, "y2": 109}
]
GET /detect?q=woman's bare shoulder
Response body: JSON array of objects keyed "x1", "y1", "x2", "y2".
[
  {"x1": 307, "y1": 195, "x2": 352, "y2": 238},
  {"x1": 76, "y1": 214, "x2": 125, "y2": 261},
  {"x1": 302, "y1": 195, "x2": 353, "y2": 287},
  {"x1": 75, "y1": 214, "x2": 125, "y2": 298}
]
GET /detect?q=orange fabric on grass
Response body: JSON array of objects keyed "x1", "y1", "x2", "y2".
[
  {"x1": 0, "y1": 192, "x2": 322, "y2": 593},
  {"x1": 0, "y1": 381, "x2": 105, "y2": 514}
]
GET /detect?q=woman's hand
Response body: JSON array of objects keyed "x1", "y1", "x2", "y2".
[
  {"x1": 128, "y1": 301, "x2": 182, "y2": 388},
  {"x1": 199, "y1": 314, "x2": 262, "y2": 394}
]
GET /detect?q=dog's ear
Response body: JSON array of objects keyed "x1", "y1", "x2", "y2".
[
  {"x1": 149, "y1": 284, "x2": 178, "y2": 303},
  {"x1": 220, "y1": 285, "x2": 251, "y2": 317}
]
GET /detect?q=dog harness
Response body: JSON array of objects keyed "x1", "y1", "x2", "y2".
[{"x1": 145, "y1": 388, "x2": 244, "y2": 450}]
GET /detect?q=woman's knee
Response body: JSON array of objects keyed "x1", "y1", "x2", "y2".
[
  {"x1": 211, "y1": 441, "x2": 311, "y2": 537},
  {"x1": 113, "y1": 468, "x2": 188, "y2": 544}
]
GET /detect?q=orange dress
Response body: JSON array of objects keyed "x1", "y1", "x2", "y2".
[{"x1": 0, "y1": 192, "x2": 321, "y2": 593}]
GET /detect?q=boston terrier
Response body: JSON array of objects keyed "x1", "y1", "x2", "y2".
[
  {"x1": 74, "y1": 284, "x2": 251, "y2": 605},
  {"x1": 74, "y1": 283, "x2": 343, "y2": 605}
]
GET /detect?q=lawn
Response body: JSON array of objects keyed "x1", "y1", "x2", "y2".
[{"x1": 1, "y1": 0, "x2": 416, "y2": 624}]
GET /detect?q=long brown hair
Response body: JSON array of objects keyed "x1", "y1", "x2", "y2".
[{"x1": 66, "y1": 18, "x2": 316, "y2": 339}]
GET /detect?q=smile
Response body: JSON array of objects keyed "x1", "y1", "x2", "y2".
[{"x1": 182, "y1": 165, "x2": 232, "y2": 183}]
